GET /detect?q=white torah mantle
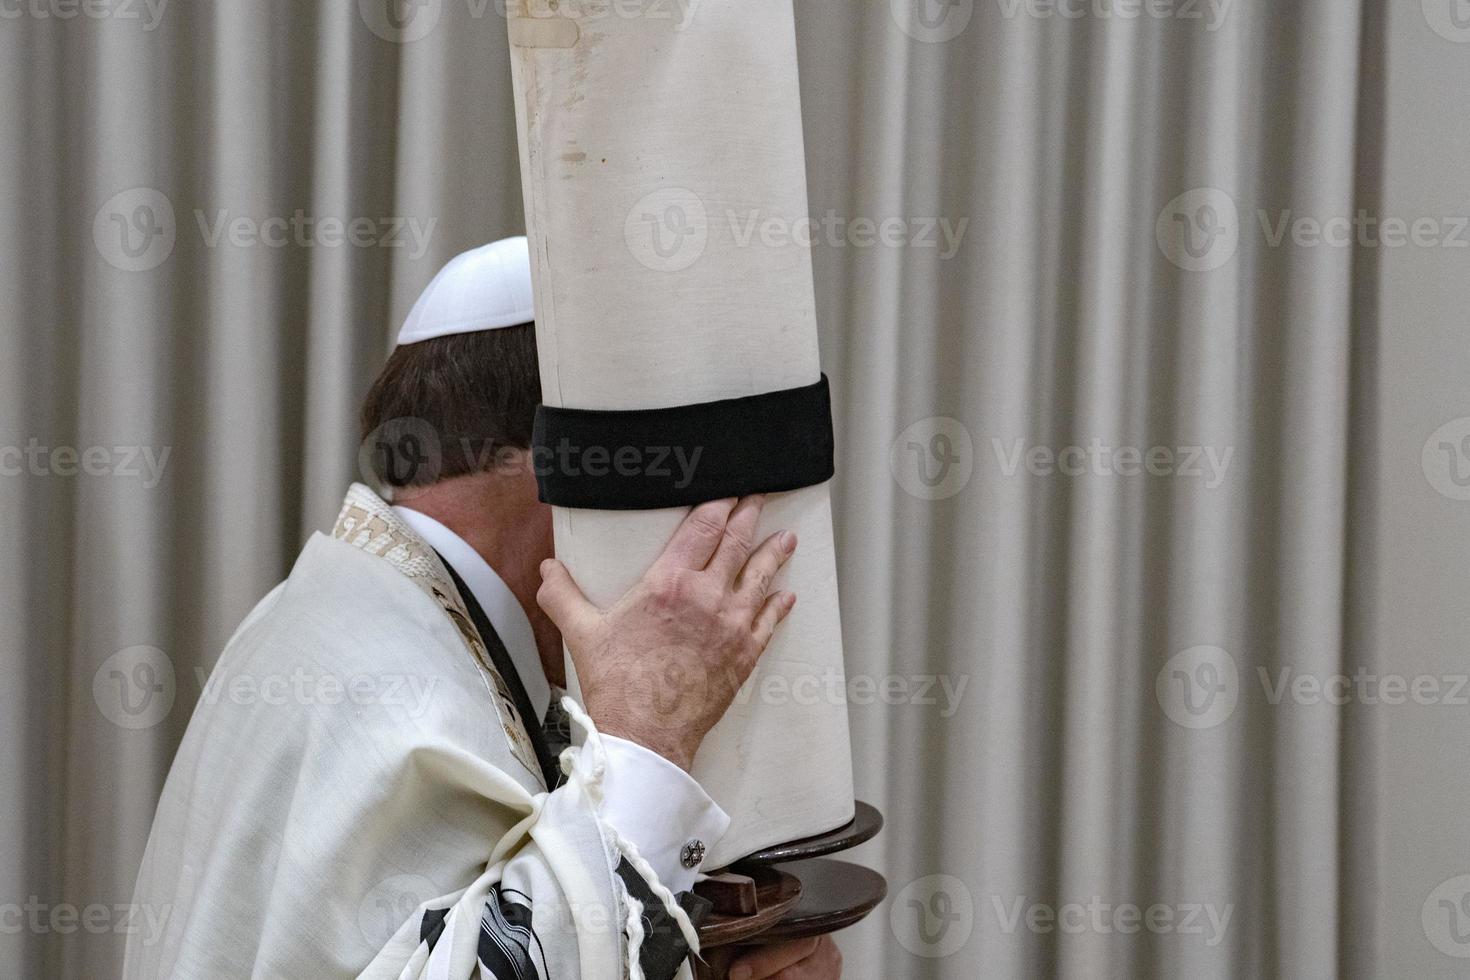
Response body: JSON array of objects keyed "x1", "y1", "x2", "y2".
[{"x1": 507, "y1": 0, "x2": 854, "y2": 865}]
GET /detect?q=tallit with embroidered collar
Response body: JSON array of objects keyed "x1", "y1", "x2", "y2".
[{"x1": 123, "y1": 483, "x2": 699, "y2": 980}]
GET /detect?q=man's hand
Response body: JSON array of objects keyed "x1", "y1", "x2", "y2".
[
  {"x1": 536, "y1": 495, "x2": 798, "y2": 771},
  {"x1": 730, "y1": 936, "x2": 842, "y2": 979}
]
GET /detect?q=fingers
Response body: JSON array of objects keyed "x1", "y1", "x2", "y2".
[
  {"x1": 734, "y1": 529, "x2": 797, "y2": 607},
  {"x1": 707, "y1": 495, "x2": 767, "y2": 581},
  {"x1": 729, "y1": 937, "x2": 819, "y2": 980},
  {"x1": 535, "y1": 559, "x2": 597, "y2": 638},
  {"x1": 751, "y1": 589, "x2": 797, "y2": 652},
  {"x1": 782, "y1": 936, "x2": 841, "y2": 979},
  {"x1": 655, "y1": 498, "x2": 738, "y2": 571}
]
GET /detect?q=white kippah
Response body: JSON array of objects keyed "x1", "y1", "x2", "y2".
[{"x1": 396, "y1": 235, "x2": 535, "y2": 346}]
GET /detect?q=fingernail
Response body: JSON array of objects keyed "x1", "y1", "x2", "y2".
[
  {"x1": 540, "y1": 559, "x2": 555, "y2": 575},
  {"x1": 781, "y1": 531, "x2": 798, "y2": 554},
  {"x1": 784, "y1": 592, "x2": 797, "y2": 611}
]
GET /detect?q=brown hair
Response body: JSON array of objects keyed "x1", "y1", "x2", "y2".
[{"x1": 358, "y1": 324, "x2": 542, "y2": 490}]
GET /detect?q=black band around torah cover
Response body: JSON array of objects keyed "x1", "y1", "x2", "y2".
[{"x1": 532, "y1": 375, "x2": 836, "y2": 510}]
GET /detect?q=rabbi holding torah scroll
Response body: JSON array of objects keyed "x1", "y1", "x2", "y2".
[{"x1": 122, "y1": 238, "x2": 841, "y2": 980}]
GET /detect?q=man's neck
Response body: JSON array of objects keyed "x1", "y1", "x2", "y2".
[{"x1": 392, "y1": 471, "x2": 566, "y2": 689}]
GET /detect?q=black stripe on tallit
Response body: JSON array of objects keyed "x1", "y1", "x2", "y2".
[
  {"x1": 615, "y1": 858, "x2": 712, "y2": 980},
  {"x1": 419, "y1": 907, "x2": 451, "y2": 951},
  {"x1": 477, "y1": 886, "x2": 544, "y2": 980},
  {"x1": 438, "y1": 555, "x2": 561, "y2": 788}
]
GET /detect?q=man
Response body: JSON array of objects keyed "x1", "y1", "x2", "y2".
[{"x1": 123, "y1": 237, "x2": 841, "y2": 980}]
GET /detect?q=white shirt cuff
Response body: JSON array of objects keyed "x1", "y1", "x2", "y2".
[{"x1": 597, "y1": 735, "x2": 731, "y2": 893}]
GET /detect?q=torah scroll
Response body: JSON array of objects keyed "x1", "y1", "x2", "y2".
[{"x1": 507, "y1": 0, "x2": 854, "y2": 866}]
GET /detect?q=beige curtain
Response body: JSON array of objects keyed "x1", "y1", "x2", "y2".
[{"x1": 9, "y1": 0, "x2": 1458, "y2": 977}]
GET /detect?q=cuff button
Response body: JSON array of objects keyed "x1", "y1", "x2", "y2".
[{"x1": 680, "y1": 840, "x2": 706, "y2": 869}]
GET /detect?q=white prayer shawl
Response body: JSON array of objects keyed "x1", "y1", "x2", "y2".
[{"x1": 123, "y1": 484, "x2": 695, "y2": 980}]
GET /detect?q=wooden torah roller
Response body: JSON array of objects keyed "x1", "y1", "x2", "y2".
[{"x1": 692, "y1": 803, "x2": 888, "y2": 980}]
